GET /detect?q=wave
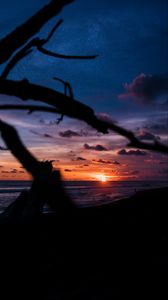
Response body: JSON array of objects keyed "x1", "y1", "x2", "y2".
[{"x1": 0, "y1": 180, "x2": 167, "y2": 213}]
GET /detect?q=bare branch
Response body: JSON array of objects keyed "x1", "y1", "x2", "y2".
[
  {"x1": 0, "y1": 77, "x2": 95, "y2": 124},
  {"x1": 44, "y1": 19, "x2": 64, "y2": 44},
  {"x1": 56, "y1": 114, "x2": 64, "y2": 124},
  {"x1": 1, "y1": 47, "x2": 33, "y2": 79},
  {"x1": 53, "y1": 77, "x2": 74, "y2": 123},
  {"x1": 0, "y1": 120, "x2": 39, "y2": 176},
  {"x1": 38, "y1": 46, "x2": 98, "y2": 60},
  {"x1": 0, "y1": 77, "x2": 168, "y2": 154},
  {"x1": 53, "y1": 77, "x2": 74, "y2": 98},
  {"x1": 0, "y1": 0, "x2": 74, "y2": 65},
  {"x1": 1, "y1": 19, "x2": 64, "y2": 79},
  {"x1": 1, "y1": 18, "x2": 97, "y2": 79},
  {"x1": 0, "y1": 105, "x2": 60, "y2": 114},
  {"x1": 1, "y1": 37, "x2": 42, "y2": 79}
]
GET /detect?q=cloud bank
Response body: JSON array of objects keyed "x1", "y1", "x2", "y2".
[
  {"x1": 118, "y1": 149, "x2": 147, "y2": 156},
  {"x1": 84, "y1": 143, "x2": 108, "y2": 151},
  {"x1": 119, "y1": 74, "x2": 168, "y2": 103}
]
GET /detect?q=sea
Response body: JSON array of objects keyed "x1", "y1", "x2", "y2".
[{"x1": 0, "y1": 180, "x2": 167, "y2": 213}]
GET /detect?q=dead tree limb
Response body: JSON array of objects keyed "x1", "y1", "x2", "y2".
[
  {"x1": 1, "y1": 19, "x2": 97, "y2": 79},
  {"x1": 0, "y1": 120, "x2": 40, "y2": 176},
  {"x1": 0, "y1": 0, "x2": 74, "y2": 64},
  {"x1": 0, "y1": 105, "x2": 60, "y2": 114},
  {"x1": 1, "y1": 18, "x2": 64, "y2": 78},
  {"x1": 0, "y1": 77, "x2": 168, "y2": 154},
  {"x1": 0, "y1": 78, "x2": 96, "y2": 125},
  {"x1": 53, "y1": 76, "x2": 74, "y2": 123},
  {"x1": 38, "y1": 47, "x2": 98, "y2": 60}
]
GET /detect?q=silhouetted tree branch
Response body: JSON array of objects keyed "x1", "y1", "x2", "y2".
[
  {"x1": 0, "y1": 77, "x2": 95, "y2": 123},
  {"x1": 0, "y1": 120, "x2": 40, "y2": 176},
  {"x1": 1, "y1": 18, "x2": 97, "y2": 79},
  {"x1": 0, "y1": 78, "x2": 168, "y2": 154},
  {"x1": 38, "y1": 46, "x2": 98, "y2": 60},
  {"x1": 0, "y1": 105, "x2": 60, "y2": 115},
  {"x1": 0, "y1": 0, "x2": 74, "y2": 64},
  {"x1": 1, "y1": 18, "x2": 64, "y2": 78},
  {"x1": 0, "y1": 1, "x2": 167, "y2": 155},
  {"x1": 0, "y1": 120, "x2": 74, "y2": 220},
  {"x1": 53, "y1": 76, "x2": 74, "y2": 123},
  {"x1": 53, "y1": 77, "x2": 74, "y2": 98}
]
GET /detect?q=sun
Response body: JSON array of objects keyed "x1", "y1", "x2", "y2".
[
  {"x1": 101, "y1": 175, "x2": 107, "y2": 182},
  {"x1": 96, "y1": 174, "x2": 107, "y2": 182}
]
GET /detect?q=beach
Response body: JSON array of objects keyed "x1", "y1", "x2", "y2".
[{"x1": 0, "y1": 186, "x2": 168, "y2": 299}]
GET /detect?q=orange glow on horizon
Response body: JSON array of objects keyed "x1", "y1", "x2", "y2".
[{"x1": 95, "y1": 174, "x2": 107, "y2": 182}]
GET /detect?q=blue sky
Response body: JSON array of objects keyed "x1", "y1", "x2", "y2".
[{"x1": 0, "y1": 0, "x2": 168, "y2": 180}]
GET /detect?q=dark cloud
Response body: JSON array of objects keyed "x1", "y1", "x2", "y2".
[
  {"x1": 112, "y1": 160, "x2": 120, "y2": 165},
  {"x1": 84, "y1": 143, "x2": 108, "y2": 151},
  {"x1": 96, "y1": 113, "x2": 116, "y2": 124},
  {"x1": 83, "y1": 164, "x2": 89, "y2": 167},
  {"x1": 137, "y1": 131, "x2": 160, "y2": 141},
  {"x1": 96, "y1": 159, "x2": 111, "y2": 164},
  {"x1": 130, "y1": 170, "x2": 140, "y2": 175},
  {"x1": 10, "y1": 169, "x2": 18, "y2": 173},
  {"x1": 94, "y1": 159, "x2": 120, "y2": 165},
  {"x1": 59, "y1": 130, "x2": 81, "y2": 138},
  {"x1": 1, "y1": 168, "x2": 25, "y2": 174},
  {"x1": 59, "y1": 128, "x2": 97, "y2": 138},
  {"x1": 0, "y1": 145, "x2": 8, "y2": 151},
  {"x1": 64, "y1": 169, "x2": 72, "y2": 172},
  {"x1": 68, "y1": 151, "x2": 76, "y2": 158},
  {"x1": 76, "y1": 157, "x2": 86, "y2": 161},
  {"x1": 43, "y1": 133, "x2": 53, "y2": 138},
  {"x1": 0, "y1": 165, "x2": 3, "y2": 168},
  {"x1": 71, "y1": 156, "x2": 87, "y2": 162},
  {"x1": 118, "y1": 149, "x2": 147, "y2": 156},
  {"x1": 119, "y1": 74, "x2": 168, "y2": 103},
  {"x1": 30, "y1": 130, "x2": 53, "y2": 138},
  {"x1": 1, "y1": 169, "x2": 18, "y2": 174}
]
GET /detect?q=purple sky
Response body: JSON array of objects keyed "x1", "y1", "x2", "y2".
[{"x1": 0, "y1": 0, "x2": 168, "y2": 180}]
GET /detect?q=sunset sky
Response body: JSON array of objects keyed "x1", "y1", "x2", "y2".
[{"x1": 0, "y1": 0, "x2": 168, "y2": 181}]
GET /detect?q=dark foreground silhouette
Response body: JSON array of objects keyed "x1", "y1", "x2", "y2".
[
  {"x1": 0, "y1": 120, "x2": 168, "y2": 299},
  {"x1": 0, "y1": 187, "x2": 168, "y2": 299}
]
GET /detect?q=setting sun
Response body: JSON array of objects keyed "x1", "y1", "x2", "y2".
[{"x1": 96, "y1": 174, "x2": 107, "y2": 182}]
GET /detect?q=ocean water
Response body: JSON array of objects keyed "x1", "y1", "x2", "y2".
[{"x1": 0, "y1": 180, "x2": 167, "y2": 213}]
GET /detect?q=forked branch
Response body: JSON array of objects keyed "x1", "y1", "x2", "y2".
[
  {"x1": 0, "y1": 0, "x2": 74, "y2": 64},
  {"x1": 0, "y1": 77, "x2": 168, "y2": 154}
]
